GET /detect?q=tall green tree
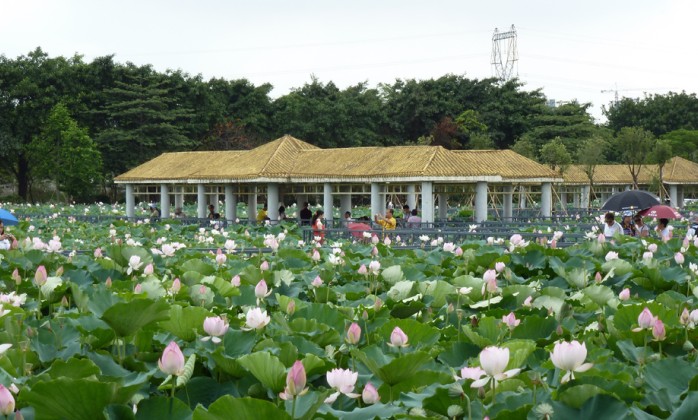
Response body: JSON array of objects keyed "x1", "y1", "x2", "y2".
[
  {"x1": 614, "y1": 127, "x2": 655, "y2": 189},
  {"x1": 522, "y1": 102, "x2": 599, "y2": 155},
  {"x1": 650, "y1": 140, "x2": 673, "y2": 200},
  {"x1": 539, "y1": 137, "x2": 572, "y2": 174},
  {"x1": 604, "y1": 91, "x2": 698, "y2": 136},
  {"x1": 576, "y1": 136, "x2": 609, "y2": 203},
  {"x1": 660, "y1": 129, "x2": 698, "y2": 162},
  {"x1": 30, "y1": 103, "x2": 102, "y2": 201}
]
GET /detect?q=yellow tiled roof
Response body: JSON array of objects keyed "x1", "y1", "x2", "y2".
[
  {"x1": 564, "y1": 157, "x2": 698, "y2": 185},
  {"x1": 114, "y1": 135, "x2": 563, "y2": 183}
]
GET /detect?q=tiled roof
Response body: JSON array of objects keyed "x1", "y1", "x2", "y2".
[{"x1": 565, "y1": 157, "x2": 698, "y2": 185}]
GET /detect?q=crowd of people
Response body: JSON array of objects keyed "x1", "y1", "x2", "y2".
[{"x1": 602, "y1": 211, "x2": 692, "y2": 241}]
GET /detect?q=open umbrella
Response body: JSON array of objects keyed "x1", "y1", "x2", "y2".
[
  {"x1": 600, "y1": 190, "x2": 661, "y2": 212},
  {"x1": 637, "y1": 205, "x2": 683, "y2": 219},
  {"x1": 0, "y1": 209, "x2": 18, "y2": 226}
]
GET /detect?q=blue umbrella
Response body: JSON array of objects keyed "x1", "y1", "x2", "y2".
[{"x1": 0, "y1": 209, "x2": 19, "y2": 226}]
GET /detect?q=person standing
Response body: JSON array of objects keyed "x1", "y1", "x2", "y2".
[
  {"x1": 374, "y1": 209, "x2": 397, "y2": 231},
  {"x1": 655, "y1": 218, "x2": 672, "y2": 241},
  {"x1": 407, "y1": 209, "x2": 422, "y2": 228},
  {"x1": 300, "y1": 202, "x2": 313, "y2": 226},
  {"x1": 621, "y1": 213, "x2": 636, "y2": 237},
  {"x1": 634, "y1": 215, "x2": 650, "y2": 237},
  {"x1": 603, "y1": 212, "x2": 623, "y2": 237},
  {"x1": 312, "y1": 210, "x2": 325, "y2": 244}
]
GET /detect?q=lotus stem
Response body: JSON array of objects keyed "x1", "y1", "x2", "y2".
[{"x1": 291, "y1": 396, "x2": 297, "y2": 419}]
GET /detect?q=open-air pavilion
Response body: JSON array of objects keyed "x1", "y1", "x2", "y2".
[{"x1": 114, "y1": 135, "x2": 563, "y2": 223}]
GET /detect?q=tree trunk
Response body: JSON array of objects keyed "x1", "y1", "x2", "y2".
[{"x1": 16, "y1": 154, "x2": 29, "y2": 201}]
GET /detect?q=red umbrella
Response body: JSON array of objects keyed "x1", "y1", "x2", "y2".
[{"x1": 637, "y1": 205, "x2": 683, "y2": 219}]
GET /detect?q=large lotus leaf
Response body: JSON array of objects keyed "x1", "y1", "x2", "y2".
[
  {"x1": 583, "y1": 284, "x2": 616, "y2": 307},
  {"x1": 418, "y1": 280, "x2": 455, "y2": 307},
  {"x1": 511, "y1": 315, "x2": 558, "y2": 341},
  {"x1": 551, "y1": 394, "x2": 628, "y2": 420},
  {"x1": 670, "y1": 391, "x2": 698, "y2": 420},
  {"x1": 179, "y1": 258, "x2": 216, "y2": 276},
  {"x1": 236, "y1": 351, "x2": 286, "y2": 393},
  {"x1": 378, "y1": 370, "x2": 453, "y2": 403},
  {"x1": 293, "y1": 303, "x2": 348, "y2": 332},
  {"x1": 139, "y1": 278, "x2": 167, "y2": 299},
  {"x1": 211, "y1": 276, "x2": 241, "y2": 298},
  {"x1": 325, "y1": 403, "x2": 404, "y2": 420},
  {"x1": 121, "y1": 246, "x2": 153, "y2": 270},
  {"x1": 84, "y1": 286, "x2": 124, "y2": 317},
  {"x1": 21, "y1": 378, "x2": 119, "y2": 420},
  {"x1": 376, "y1": 319, "x2": 437, "y2": 349},
  {"x1": 44, "y1": 357, "x2": 100, "y2": 379},
  {"x1": 352, "y1": 348, "x2": 431, "y2": 386},
  {"x1": 255, "y1": 339, "x2": 298, "y2": 367},
  {"x1": 501, "y1": 339, "x2": 536, "y2": 370},
  {"x1": 532, "y1": 295, "x2": 565, "y2": 316},
  {"x1": 136, "y1": 396, "x2": 192, "y2": 420},
  {"x1": 193, "y1": 396, "x2": 291, "y2": 420},
  {"x1": 558, "y1": 384, "x2": 607, "y2": 409},
  {"x1": 273, "y1": 269, "x2": 295, "y2": 287},
  {"x1": 387, "y1": 280, "x2": 416, "y2": 302},
  {"x1": 158, "y1": 305, "x2": 210, "y2": 341},
  {"x1": 101, "y1": 298, "x2": 171, "y2": 337},
  {"x1": 601, "y1": 259, "x2": 634, "y2": 276},
  {"x1": 381, "y1": 265, "x2": 405, "y2": 284},
  {"x1": 644, "y1": 357, "x2": 698, "y2": 405},
  {"x1": 511, "y1": 249, "x2": 547, "y2": 271},
  {"x1": 287, "y1": 318, "x2": 341, "y2": 348}
]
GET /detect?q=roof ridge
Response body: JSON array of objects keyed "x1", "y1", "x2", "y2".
[{"x1": 421, "y1": 146, "x2": 441, "y2": 174}]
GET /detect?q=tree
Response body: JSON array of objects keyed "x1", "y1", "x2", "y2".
[
  {"x1": 604, "y1": 91, "x2": 698, "y2": 136},
  {"x1": 650, "y1": 140, "x2": 673, "y2": 200},
  {"x1": 522, "y1": 102, "x2": 599, "y2": 155},
  {"x1": 614, "y1": 127, "x2": 655, "y2": 189},
  {"x1": 576, "y1": 136, "x2": 609, "y2": 203},
  {"x1": 660, "y1": 129, "x2": 698, "y2": 162},
  {"x1": 511, "y1": 137, "x2": 537, "y2": 160},
  {"x1": 30, "y1": 103, "x2": 102, "y2": 201},
  {"x1": 539, "y1": 137, "x2": 572, "y2": 174}
]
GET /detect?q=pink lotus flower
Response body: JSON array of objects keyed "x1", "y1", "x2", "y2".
[
  {"x1": 11, "y1": 269, "x2": 21, "y2": 285},
  {"x1": 597, "y1": 233, "x2": 606, "y2": 244},
  {"x1": 202, "y1": 316, "x2": 229, "y2": 343},
  {"x1": 0, "y1": 384, "x2": 15, "y2": 415},
  {"x1": 105, "y1": 277, "x2": 112, "y2": 288},
  {"x1": 371, "y1": 235, "x2": 379, "y2": 245},
  {"x1": 633, "y1": 307, "x2": 657, "y2": 332},
  {"x1": 215, "y1": 249, "x2": 227, "y2": 265},
  {"x1": 324, "y1": 368, "x2": 360, "y2": 403},
  {"x1": 675, "y1": 252, "x2": 685, "y2": 265},
  {"x1": 456, "y1": 366, "x2": 486, "y2": 381},
  {"x1": 311, "y1": 276, "x2": 323, "y2": 287},
  {"x1": 388, "y1": 326, "x2": 409, "y2": 348},
  {"x1": 680, "y1": 308, "x2": 690, "y2": 325},
  {"x1": 286, "y1": 300, "x2": 296, "y2": 316},
  {"x1": 171, "y1": 278, "x2": 181, "y2": 294},
  {"x1": 94, "y1": 247, "x2": 103, "y2": 258},
  {"x1": 550, "y1": 340, "x2": 593, "y2": 384},
  {"x1": 642, "y1": 251, "x2": 654, "y2": 260},
  {"x1": 362, "y1": 382, "x2": 380, "y2": 405},
  {"x1": 231, "y1": 275, "x2": 241, "y2": 287},
  {"x1": 34, "y1": 265, "x2": 47, "y2": 286},
  {"x1": 523, "y1": 295, "x2": 533, "y2": 307},
  {"x1": 357, "y1": 264, "x2": 368, "y2": 275},
  {"x1": 471, "y1": 346, "x2": 520, "y2": 388},
  {"x1": 482, "y1": 270, "x2": 498, "y2": 294},
  {"x1": 346, "y1": 322, "x2": 361, "y2": 345},
  {"x1": 311, "y1": 250, "x2": 321, "y2": 262},
  {"x1": 383, "y1": 236, "x2": 392, "y2": 246},
  {"x1": 510, "y1": 234, "x2": 523, "y2": 246},
  {"x1": 605, "y1": 251, "x2": 619, "y2": 261},
  {"x1": 618, "y1": 288, "x2": 630, "y2": 301},
  {"x1": 455, "y1": 247, "x2": 463, "y2": 256},
  {"x1": 652, "y1": 319, "x2": 666, "y2": 341},
  {"x1": 594, "y1": 272, "x2": 603, "y2": 283},
  {"x1": 143, "y1": 263, "x2": 154, "y2": 275},
  {"x1": 502, "y1": 312, "x2": 520, "y2": 330},
  {"x1": 127, "y1": 255, "x2": 143, "y2": 275},
  {"x1": 495, "y1": 262, "x2": 506, "y2": 273},
  {"x1": 158, "y1": 341, "x2": 185, "y2": 376},
  {"x1": 647, "y1": 243, "x2": 658, "y2": 253},
  {"x1": 280, "y1": 360, "x2": 308, "y2": 400},
  {"x1": 260, "y1": 261, "x2": 270, "y2": 271},
  {"x1": 242, "y1": 307, "x2": 270, "y2": 330},
  {"x1": 134, "y1": 284, "x2": 142, "y2": 294},
  {"x1": 255, "y1": 279, "x2": 272, "y2": 301},
  {"x1": 443, "y1": 242, "x2": 456, "y2": 253},
  {"x1": 371, "y1": 246, "x2": 379, "y2": 256},
  {"x1": 368, "y1": 260, "x2": 381, "y2": 275}
]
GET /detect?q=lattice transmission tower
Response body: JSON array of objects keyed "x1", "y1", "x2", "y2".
[{"x1": 491, "y1": 25, "x2": 518, "y2": 81}]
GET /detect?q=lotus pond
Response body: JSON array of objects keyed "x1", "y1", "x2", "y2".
[{"x1": 0, "y1": 203, "x2": 697, "y2": 419}]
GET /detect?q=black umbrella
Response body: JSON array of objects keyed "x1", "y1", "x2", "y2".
[{"x1": 600, "y1": 190, "x2": 661, "y2": 212}]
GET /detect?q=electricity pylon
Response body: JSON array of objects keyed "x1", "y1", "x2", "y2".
[{"x1": 491, "y1": 25, "x2": 518, "y2": 81}]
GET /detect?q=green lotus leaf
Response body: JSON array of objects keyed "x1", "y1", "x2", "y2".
[
  {"x1": 101, "y1": 298, "x2": 171, "y2": 337},
  {"x1": 381, "y1": 265, "x2": 405, "y2": 284},
  {"x1": 21, "y1": 378, "x2": 120, "y2": 420},
  {"x1": 193, "y1": 396, "x2": 291, "y2": 420},
  {"x1": 237, "y1": 351, "x2": 286, "y2": 393},
  {"x1": 158, "y1": 305, "x2": 209, "y2": 341}
]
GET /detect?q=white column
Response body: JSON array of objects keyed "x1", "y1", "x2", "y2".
[
  {"x1": 560, "y1": 190, "x2": 567, "y2": 212},
  {"x1": 503, "y1": 185, "x2": 513, "y2": 220},
  {"x1": 438, "y1": 193, "x2": 448, "y2": 220},
  {"x1": 267, "y1": 183, "x2": 279, "y2": 221},
  {"x1": 421, "y1": 181, "x2": 434, "y2": 223},
  {"x1": 209, "y1": 188, "x2": 219, "y2": 212},
  {"x1": 125, "y1": 184, "x2": 135, "y2": 219},
  {"x1": 175, "y1": 187, "x2": 184, "y2": 210},
  {"x1": 407, "y1": 184, "x2": 416, "y2": 210},
  {"x1": 379, "y1": 185, "x2": 387, "y2": 212},
  {"x1": 160, "y1": 184, "x2": 170, "y2": 218},
  {"x1": 323, "y1": 183, "x2": 333, "y2": 222},
  {"x1": 248, "y1": 187, "x2": 257, "y2": 222},
  {"x1": 581, "y1": 185, "x2": 590, "y2": 209},
  {"x1": 296, "y1": 194, "x2": 308, "y2": 221},
  {"x1": 677, "y1": 186, "x2": 684, "y2": 208},
  {"x1": 669, "y1": 185, "x2": 678, "y2": 208},
  {"x1": 519, "y1": 185, "x2": 527, "y2": 209},
  {"x1": 573, "y1": 187, "x2": 580, "y2": 208},
  {"x1": 475, "y1": 181, "x2": 488, "y2": 223},
  {"x1": 370, "y1": 183, "x2": 381, "y2": 218},
  {"x1": 340, "y1": 193, "x2": 352, "y2": 217},
  {"x1": 611, "y1": 186, "x2": 618, "y2": 195},
  {"x1": 541, "y1": 182, "x2": 552, "y2": 218},
  {"x1": 225, "y1": 185, "x2": 237, "y2": 222},
  {"x1": 197, "y1": 184, "x2": 206, "y2": 219}
]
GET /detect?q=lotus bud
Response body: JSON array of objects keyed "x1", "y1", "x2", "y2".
[
  {"x1": 255, "y1": 280, "x2": 269, "y2": 299},
  {"x1": 215, "y1": 249, "x2": 227, "y2": 265},
  {"x1": 675, "y1": 252, "x2": 685, "y2": 265},
  {"x1": 55, "y1": 266, "x2": 64, "y2": 277},
  {"x1": 311, "y1": 276, "x2": 323, "y2": 287},
  {"x1": 523, "y1": 295, "x2": 533, "y2": 307},
  {"x1": 597, "y1": 233, "x2": 605, "y2": 244},
  {"x1": 362, "y1": 310, "x2": 369, "y2": 320},
  {"x1": 311, "y1": 250, "x2": 320, "y2": 262},
  {"x1": 389, "y1": 326, "x2": 409, "y2": 347},
  {"x1": 0, "y1": 384, "x2": 15, "y2": 415},
  {"x1": 652, "y1": 319, "x2": 666, "y2": 341},
  {"x1": 34, "y1": 265, "x2": 47, "y2": 286},
  {"x1": 346, "y1": 322, "x2": 361, "y2": 345},
  {"x1": 556, "y1": 324, "x2": 564, "y2": 336},
  {"x1": 286, "y1": 300, "x2": 296, "y2": 316},
  {"x1": 231, "y1": 275, "x2": 241, "y2": 287},
  {"x1": 260, "y1": 261, "x2": 269, "y2": 271},
  {"x1": 455, "y1": 247, "x2": 463, "y2": 256},
  {"x1": 619, "y1": 288, "x2": 630, "y2": 301},
  {"x1": 143, "y1": 263, "x2": 154, "y2": 275},
  {"x1": 683, "y1": 340, "x2": 695, "y2": 351},
  {"x1": 680, "y1": 308, "x2": 690, "y2": 325},
  {"x1": 648, "y1": 243, "x2": 658, "y2": 253},
  {"x1": 358, "y1": 264, "x2": 368, "y2": 275},
  {"x1": 94, "y1": 247, "x2": 103, "y2": 258},
  {"x1": 371, "y1": 235, "x2": 379, "y2": 245},
  {"x1": 61, "y1": 296, "x2": 69, "y2": 307},
  {"x1": 11, "y1": 269, "x2": 21, "y2": 285},
  {"x1": 362, "y1": 382, "x2": 380, "y2": 405},
  {"x1": 284, "y1": 360, "x2": 307, "y2": 398},
  {"x1": 447, "y1": 406, "x2": 464, "y2": 418},
  {"x1": 495, "y1": 262, "x2": 505, "y2": 273},
  {"x1": 105, "y1": 277, "x2": 112, "y2": 288},
  {"x1": 638, "y1": 307, "x2": 656, "y2": 329},
  {"x1": 550, "y1": 239, "x2": 557, "y2": 248},
  {"x1": 594, "y1": 272, "x2": 602, "y2": 283},
  {"x1": 134, "y1": 284, "x2": 142, "y2": 294},
  {"x1": 371, "y1": 246, "x2": 379, "y2": 256},
  {"x1": 447, "y1": 303, "x2": 454, "y2": 313},
  {"x1": 171, "y1": 278, "x2": 181, "y2": 294},
  {"x1": 158, "y1": 341, "x2": 185, "y2": 376},
  {"x1": 374, "y1": 298, "x2": 383, "y2": 311}
]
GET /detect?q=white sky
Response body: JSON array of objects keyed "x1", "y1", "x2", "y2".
[{"x1": 2, "y1": 0, "x2": 696, "y2": 122}]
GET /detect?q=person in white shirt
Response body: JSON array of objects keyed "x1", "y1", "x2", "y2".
[{"x1": 603, "y1": 212, "x2": 624, "y2": 237}]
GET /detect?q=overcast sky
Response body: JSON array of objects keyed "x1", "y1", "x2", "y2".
[{"x1": 2, "y1": 0, "x2": 695, "y2": 121}]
